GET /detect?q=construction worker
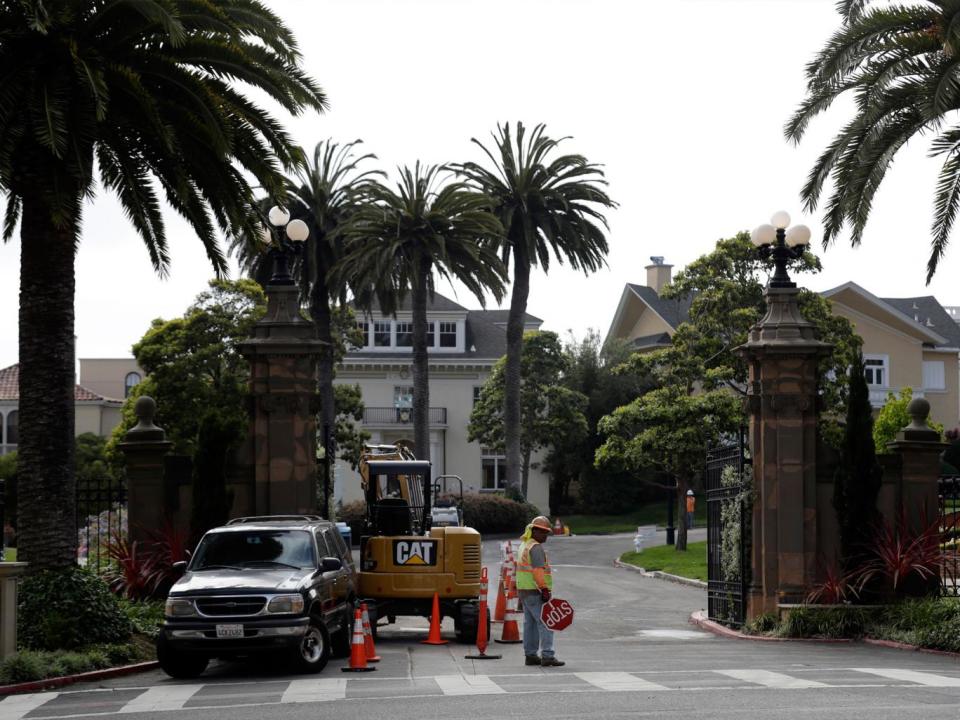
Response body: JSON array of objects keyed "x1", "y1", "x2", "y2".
[
  {"x1": 516, "y1": 515, "x2": 564, "y2": 667},
  {"x1": 686, "y1": 489, "x2": 696, "y2": 529}
]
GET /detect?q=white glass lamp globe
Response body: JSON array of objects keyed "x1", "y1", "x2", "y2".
[
  {"x1": 770, "y1": 210, "x2": 791, "y2": 229},
  {"x1": 751, "y1": 224, "x2": 777, "y2": 247},
  {"x1": 785, "y1": 224, "x2": 812, "y2": 248},
  {"x1": 268, "y1": 206, "x2": 290, "y2": 227},
  {"x1": 285, "y1": 218, "x2": 310, "y2": 242}
]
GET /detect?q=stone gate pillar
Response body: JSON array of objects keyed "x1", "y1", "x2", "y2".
[
  {"x1": 119, "y1": 396, "x2": 173, "y2": 544},
  {"x1": 238, "y1": 284, "x2": 326, "y2": 516},
  {"x1": 738, "y1": 285, "x2": 831, "y2": 618}
]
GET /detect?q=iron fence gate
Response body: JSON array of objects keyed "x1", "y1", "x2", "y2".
[
  {"x1": 706, "y1": 429, "x2": 750, "y2": 627},
  {"x1": 76, "y1": 471, "x2": 126, "y2": 573},
  {"x1": 940, "y1": 475, "x2": 960, "y2": 596}
]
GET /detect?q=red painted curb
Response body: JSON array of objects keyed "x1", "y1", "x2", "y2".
[
  {"x1": 689, "y1": 610, "x2": 852, "y2": 643},
  {"x1": 864, "y1": 637, "x2": 960, "y2": 660},
  {"x1": 0, "y1": 661, "x2": 159, "y2": 696}
]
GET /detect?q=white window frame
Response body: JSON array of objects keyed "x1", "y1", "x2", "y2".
[
  {"x1": 480, "y1": 448, "x2": 506, "y2": 492},
  {"x1": 923, "y1": 360, "x2": 947, "y2": 392},
  {"x1": 395, "y1": 321, "x2": 413, "y2": 348},
  {"x1": 373, "y1": 320, "x2": 392, "y2": 347},
  {"x1": 863, "y1": 354, "x2": 889, "y2": 389},
  {"x1": 354, "y1": 320, "x2": 370, "y2": 348},
  {"x1": 438, "y1": 321, "x2": 457, "y2": 348}
]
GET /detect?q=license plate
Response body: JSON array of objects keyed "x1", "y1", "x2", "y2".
[{"x1": 215, "y1": 624, "x2": 243, "y2": 639}]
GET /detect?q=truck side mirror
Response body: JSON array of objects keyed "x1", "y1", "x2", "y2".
[
  {"x1": 172, "y1": 560, "x2": 188, "y2": 573},
  {"x1": 321, "y1": 556, "x2": 343, "y2": 573}
]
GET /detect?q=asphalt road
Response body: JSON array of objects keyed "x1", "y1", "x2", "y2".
[{"x1": 6, "y1": 532, "x2": 960, "y2": 720}]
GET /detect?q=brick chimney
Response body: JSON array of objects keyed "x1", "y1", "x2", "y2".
[{"x1": 645, "y1": 256, "x2": 673, "y2": 294}]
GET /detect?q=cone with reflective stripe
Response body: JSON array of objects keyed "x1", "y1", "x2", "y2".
[
  {"x1": 465, "y1": 567, "x2": 501, "y2": 660},
  {"x1": 495, "y1": 577, "x2": 522, "y2": 644},
  {"x1": 421, "y1": 592, "x2": 448, "y2": 645},
  {"x1": 493, "y1": 562, "x2": 508, "y2": 622},
  {"x1": 341, "y1": 607, "x2": 377, "y2": 672},
  {"x1": 360, "y1": 602, "x2": 381, "y2": 662}
]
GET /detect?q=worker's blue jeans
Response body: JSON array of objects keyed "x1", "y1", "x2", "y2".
[{"x1": 520, "y1": 592, "x2": 555, "y2": 659}]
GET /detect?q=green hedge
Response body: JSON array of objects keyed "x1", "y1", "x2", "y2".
[
  {"x1": 337, "y1": 493, "x2": 539, "y2": 538},
  {"x1": 18, "y1": 567, "x2": 132, "y2": 650},
  {"x1": 0, "y1": 642, "x2": 151, "y2": 684}
]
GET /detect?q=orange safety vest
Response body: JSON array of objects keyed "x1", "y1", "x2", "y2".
[
  {"x1": 516, "y1": 539, "x2": 553, "y2": 590},
  {"x1": 686, "y1": 496, "x2": 695, "y2": 513}
]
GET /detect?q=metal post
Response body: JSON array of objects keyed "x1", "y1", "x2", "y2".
[{"x1": 666, "y1": 486, "x2": 675, "y2": 546}]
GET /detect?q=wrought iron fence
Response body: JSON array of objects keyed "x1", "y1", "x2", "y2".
[
  {"x1": 362, "y1": 407, "x2": 447, "y2": 426},
  {"x1": 939, "y1": 475, "x2": 960, "y2": 596},
  {"x1": 706, "y1": 429, "x2": 750, "y2": 627},
  {"x1": 76, "y1": 471, "x2": 126, "y2": 573}
]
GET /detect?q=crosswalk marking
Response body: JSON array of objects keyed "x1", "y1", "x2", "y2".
[
  {"x1": 281, "y1": 678, "x2": 347, "y2": 703},
  {"x1": 715, "y1": 669, "x2": 828, "y2": 689},
  {"x1": 852, "y1": 668, "x2": 960, "y2": 687},
  {"x1": 117, "y1": 684, "x2": 203, "y2": 713},
  {"x1": 434, "y1": 674, "x2": 505, "y2": 695},
  {"x1": 576, "y1": 672, "x2": 670, "y2": 692},
  {"x1": 0, "y1": 691, "x2": 58, "y2": 720}
]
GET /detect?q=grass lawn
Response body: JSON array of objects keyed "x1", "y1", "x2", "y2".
[
  {"x1": 563, "y1": 501, "x2": 707, "y2": 535},
  {"x1": 619, "y1": 540, "x2": 708, "y2": 582},
  {"x1": 2, "y1": 547, "x2": 14, "y2": 562}
]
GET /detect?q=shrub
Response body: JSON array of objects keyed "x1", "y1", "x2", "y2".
[
  {"x1": 777, "y1": 606, "x2": 869, "y2": 639},
  {"x1": 118, "y1": 598, "x2": 165, "y2": 638},
  {"x1": 18, "y1": 567, "x2": 132, "y2": 650},
  {"x1": 873, "y1": 387, "x2": 943, "y2": 454},
  {"x1": 104, "y1": 522, "x2": 190, "y2": 600},
  {"x1": 857, "y1": 509, "x2": 943, "y2": 597},
  {"x1": 459, "y1": 493, "x2": 540, "y2": 534},
  {"x1": 0, "y1": 643, "x2": 147, "y2": 684},
  {"x1": 337, "y1": 499, "x2": 366, "y2": 544}
]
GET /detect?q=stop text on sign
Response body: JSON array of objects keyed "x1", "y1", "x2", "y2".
[{"x1": 541, "y1": 598, "x2": 574, "y2": 631}]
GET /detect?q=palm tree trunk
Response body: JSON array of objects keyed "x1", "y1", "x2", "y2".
[
  {"x1": 311, "y1": 267, "x2": 336, "y2": 518},
  {"x1": 17, "y1": 197, "x2": 78, "y2": 572},
  {"x1": 411, "y1": 257, "x2": 431, "y2": 464},
  {"x1": 504, "y1": 245, "x2": 529, "y2": 495},
  {"x1": 521, "y1": 447, "x2": 532, "y2": 499}
]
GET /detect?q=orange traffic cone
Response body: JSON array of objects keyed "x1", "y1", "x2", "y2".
[
  {"x1": 493, "y1": 560, "x2": 508, "y2": 623},
  {"x1": 495, "y1": 577, "x2": 522, "y2": 644},
  {"x1": 421, "y1": 592, "x2": 448, "y2": 645},
  {"x1": 465, "y1": 567, "x2": 501, "y2": 660},
  {"x1": 341, "y1": 607, "x2": 377, "y2": 672},
  {"x1": 553, "y1": 518, "x2": 563, "y2": 535},
  {"x1": 360, "y1": 603, "x2": 381, "y2": 662}
]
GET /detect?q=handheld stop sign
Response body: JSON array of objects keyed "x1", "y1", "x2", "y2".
[{"x1": 540, "y1": 597, "x2": 574, "y2": 631}]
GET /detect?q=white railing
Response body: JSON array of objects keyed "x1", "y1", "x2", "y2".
[{"x1": 868, "y1": 387, "x2": 923, "y2": 409}]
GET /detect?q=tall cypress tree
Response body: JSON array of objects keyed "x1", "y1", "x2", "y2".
[{"x1": 833, "y1": 352, "x2": 882, "y2": 570}]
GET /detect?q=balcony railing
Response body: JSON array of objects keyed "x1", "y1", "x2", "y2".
[
  {"x1": 868, "y1": 387, "x2": 923, "y2": 409},
  {"x1": 363, "y1": 407, "x2": 447, "y2": 426}
]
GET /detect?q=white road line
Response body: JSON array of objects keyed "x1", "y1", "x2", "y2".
[
  {"x1": 715, "y1": 670, "x2": 828, "y2": 689},
  {"x1": 0, "y1": 692, "x2": 59, "y2": 720},
  {"x1": 118, "y1": 684, "x2": 204, "y2": 713},
  {"x1": 434, "y1": 674, "x2": 505, "y2": 695},
  {"x1": 852, "y1": 668, "x2": 960, "y2": 687},
  {"x1": 576, "y1": 672, "x2": 670, "y2": 692},
  {"x1": 281, "y1": 678, "x2": 348, "y2": 703}
]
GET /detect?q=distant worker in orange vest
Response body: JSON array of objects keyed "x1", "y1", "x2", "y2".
[
  {"x1": 516, "y1": 515, "x2": 564, "y2": 667},
  {"x1": 686, "y1": 489, "x2": 696, "y2": 529}
]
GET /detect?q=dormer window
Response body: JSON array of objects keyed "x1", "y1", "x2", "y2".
[
  {"x1": 426, "y1": 322, "x2": 435, "y2": 346},
  {"x1": 438, "y1": 322, "x2": 457, "y2": 348},
  {"x1": 373, "y1": 321, "x2": 391, "y2": 347},
  {"x1": 396, "y1": 322, "x2": 413, "y2": 347},
  {"x1": 355, "y1": 321, "x2": 369, "y2": 347}
]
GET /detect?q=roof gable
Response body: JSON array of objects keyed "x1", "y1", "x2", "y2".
[
  {"x1": 822, "y1": 282, "x2": 947, "y2": 345},
  {"x1": 0, "y1": 364, "x2": 119, "y2": 402}
]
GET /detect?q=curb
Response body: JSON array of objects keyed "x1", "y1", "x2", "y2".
[
  {"x1": 689, "y1": 610, "x2": 851, "y2": 644},
  {"x1": 863, "y1": 637, "x2": 960, "y2": 660},
  {"x1": 0, "y1": 661, "x2": 159, "y2": 696},
  {"x1": 613, "y1": 558, "x2": 708, "y2": 589}
]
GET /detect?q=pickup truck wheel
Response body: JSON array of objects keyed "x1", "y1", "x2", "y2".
[
  {"x1": 291, "y1": 619, "x2": 330, "y2": 673},
  {"x1": 157, "y1": 636, "x2": 209, "y2": 679}
]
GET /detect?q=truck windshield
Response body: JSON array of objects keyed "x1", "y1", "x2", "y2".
[{"x1": 191, "y1": 530, "x2": 315, "y2": 570}]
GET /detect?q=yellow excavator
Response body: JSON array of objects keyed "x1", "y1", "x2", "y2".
[{"x1": 357, "y1": 444, "x2": 485, "y2": 642}]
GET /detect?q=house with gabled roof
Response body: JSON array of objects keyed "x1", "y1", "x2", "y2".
[
  {"x1": 0, "y1": 359, "x2": 142, "y2": 455},
  {"x1": 334, "y1": 293, "x2": 550, "y2": 512},
  {"x1": 604, "y1": 264, "x2": 960, "y2": 428}
]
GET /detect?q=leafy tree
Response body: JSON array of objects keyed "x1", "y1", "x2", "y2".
[
  {"x1": 873, "y1": 387, "x2": 945, "y2": 453},
  {"x1": 455, "y1": 123, "x2": 616, "y2": 495},
  {"x1": 663, "y1": 233, "x2": 862, "y2": 446},
  {"x1": 469, "y1": 331, "x2": 589, "y2": 499},
  {"x1": 339, "y1": 163, "x2": 506, "y2": 461},
  {"x1": 0, "y1": 1, "x2": 325, "y2": 571},
  {"x1": 191, "y1": 409, "x2": 244, "y2": 541},
  {"x1": 596, "y1": 325, "x2": 743, "y2": 551},
  {"x1": 231, "y1": 139, "x2": 382, "y2": 468},
  {"x1": 786, "y1": 0, "x2": 960, "y2": 281},
  {"x1": 547, "y1": 332, "x2": 652, "y2": 513},
  {"x1": 834, "y1": 353, "x2": 883, "y2": 571}
]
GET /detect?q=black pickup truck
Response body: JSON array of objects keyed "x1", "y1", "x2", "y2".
[{"x1": 158, "y1": 516, "x2": 357, "y2": 678}]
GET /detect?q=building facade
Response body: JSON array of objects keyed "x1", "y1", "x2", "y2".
[{"x1": 333, "y1": 294, "x2": 551, "y2": 512}]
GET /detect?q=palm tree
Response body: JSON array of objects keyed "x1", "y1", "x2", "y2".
[
  {"x1": 338, "y1": 164, "x2": 506, "y2": 462},
  {"x1": 231, "y1": 140, "x2": 383, "y2": 512},
  {"x1": 787, "y1": 0, "x2": 960, "y2": 281},
  {"x1": 0, "y1": 1, "x2": 325, "y2": 571},
  {"x1": 455, "y1": 123, "x2": 616, "y2": 495}
]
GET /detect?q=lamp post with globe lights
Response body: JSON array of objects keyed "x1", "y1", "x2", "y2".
[
  {"x1": 750, "y1": 211, "x2": 812, "y2": 289},
  {"x1": 264, "y1": 205, "x2": 310, "y2": 285}
]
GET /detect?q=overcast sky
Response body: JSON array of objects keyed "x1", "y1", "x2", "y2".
[{"x1": 1, "y1": 0, "x2": 955, "y2": 371}]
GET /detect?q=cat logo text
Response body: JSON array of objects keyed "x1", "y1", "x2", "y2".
[{"x1": 393, "y1": 540, "x2": 438, "y2": 566}]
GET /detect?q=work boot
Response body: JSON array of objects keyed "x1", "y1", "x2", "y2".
[
  {"x1": 525, "y1": 655, "x2": 541, "y2": 666},
  {"x1": 540, "y1": 656, "x2": 565, "y2": 667}
]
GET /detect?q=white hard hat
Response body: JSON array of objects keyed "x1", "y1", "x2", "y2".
[{"x1": 687, "y1": 490, "x2": 694, "y2": 496}]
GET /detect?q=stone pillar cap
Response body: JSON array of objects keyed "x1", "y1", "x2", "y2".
[{"x1": 124, "y1": 396, "x2": 167, "y2": 442}]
